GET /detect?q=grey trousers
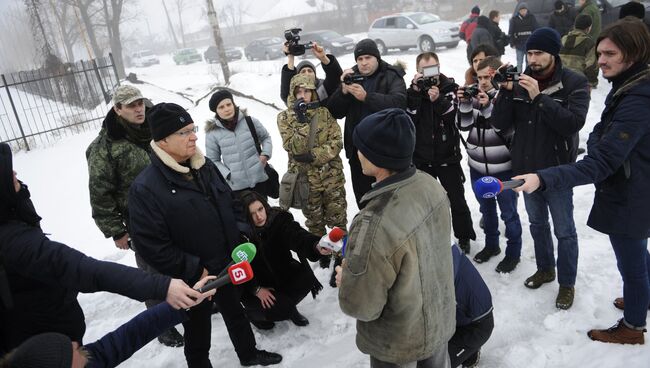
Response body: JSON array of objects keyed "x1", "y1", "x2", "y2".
[{"x1": 370, "y1": 343, "x2": 451, "y2": 368}]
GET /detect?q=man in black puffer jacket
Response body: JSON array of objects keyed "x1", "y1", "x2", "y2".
[
  {"x1": 328, "y1": 39, "x2": 407, "y2": 208},
  {"x1": 407, "y1": 51, "x2": 476, "y2": 253}
]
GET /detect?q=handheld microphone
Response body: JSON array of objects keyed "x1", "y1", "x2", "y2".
[
  {"x1": 319, "y1": 227, "x2": 346, "y2": 252},
  {"x1": 473, "y1": 176, "x2": 525, "y2": 199},
  {"x1": 198, "y1": 260, "x2": 254, "y2": 293},
  {"x1": 216, "y1": 243, "x2": 257, "y2": 278}
]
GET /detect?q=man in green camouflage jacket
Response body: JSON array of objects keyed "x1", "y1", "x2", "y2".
[
  {"x1": 277, "y1": 74, "x2": 347, "y2": 236},
  {"x1": 560, "y1": 14, "x2": 598, "y2": 89},
  {"x1": 85, "y1": 85, "x2": 184, "y2": 347}
]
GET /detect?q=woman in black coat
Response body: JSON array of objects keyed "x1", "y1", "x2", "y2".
[{"x1": 239, "y1": 191, "x2": 331, "y2": 330}]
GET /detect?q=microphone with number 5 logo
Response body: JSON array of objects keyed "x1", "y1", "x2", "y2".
[{"x1": 198, "y1": 260, "x2": 254, "y2": 293}]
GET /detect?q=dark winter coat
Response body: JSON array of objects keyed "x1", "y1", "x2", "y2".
[
  {"x1": 128, "y1": 144, "x2": 250, "y2": 285},
  {"x1": 538, "y1": 65, "x2": 650, "y2": 238},
  {"x1": 509, "y1": 7, "x2": 539, "y2": 49},
  {"x1": 328, "y1": 60, "x2": 407, "y2": 158},
  {"x1": 488, "y1": 20, "x2": 509, "y2": 55},
  {"x1": 86, "y1": 107, "x2": 152, "y2": 240},
  {"x1": 469, "y1": 18, "x2": 496, "y2": 55},
  {"x1": 280, "y1": 54, "x2": 343, "y2": 107},
  {"x1": 248, "y1": 209, "x2": 321, "y2": 293},
  {"x1": 451, "y1": 244, "x2": 493, "y2": 327},
  {"x1": 85, "y1": 303, "x2": 186, "y2": 368},
  {"x1": 549, "y1": 7, "x2": 577, "y2": 37},
  {"x1": 407, "y1": 74, "x2": 462, "y2": 165},
  {"x1": 491, "y1": 61, "x2": 590, "y2": 174}
]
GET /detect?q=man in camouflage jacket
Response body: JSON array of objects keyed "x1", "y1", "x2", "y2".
[
  {"x1": 85, "y1": 85, "x2": 184, "y2": 347},
  {"x1": 277, "y1": 74, "x2": 347, "y2": 236}
]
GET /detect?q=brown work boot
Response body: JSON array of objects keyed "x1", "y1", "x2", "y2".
[
  {"x1": 524, "y1": 269, "x2": 556, "y2": 289},
  {"x1": 556, "y1": 286, "x2": 575, "y2": 310},
  {"x1": 588, "y1": 319, "x2": 646, "y2": 345},
  {"x1": 612, "y1": 297, "x2": 650, "y2": 311}
]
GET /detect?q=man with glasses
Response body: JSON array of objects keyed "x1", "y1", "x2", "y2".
[
  {"x1": 128, "y1": 103, "x2": 282, "y2": 368},
  {"x1": 86, "y1": 85, "x2": 184, "y2": 347},
  {"x1": 406, "y1": 52, "x2": 476, "y2": 254}
]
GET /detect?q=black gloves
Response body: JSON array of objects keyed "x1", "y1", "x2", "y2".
[{"x1": 293, "y1": 152, "x2": 315, "y2": 163}]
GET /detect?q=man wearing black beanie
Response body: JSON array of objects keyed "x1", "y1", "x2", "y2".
[
  {"x1": 336, "y1": 108, "x2": 455, "y2": 368},
  {"x1": 492, "y1": 27, "x2": 590, "y2": 311},
  {"x1": 128, "y1": 103, "x2": 282, "y2": 367},
  {"x1": 328, "y1": 39, "x2": 407, "y2": 208}
]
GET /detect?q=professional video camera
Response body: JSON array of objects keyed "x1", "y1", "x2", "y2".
[
  {"x1": 343, "y1": 74, "x2": 367, "y2": 85},
  {"x1": 462, "y1": 84, "x2": 481, "y2": 99},
  {"x1": 284, "y1": 28, "x2": 313, "y2": 56},
  {"x1": 416, "y1": 64, "x2": 440, "y2": 92},
  {"x1": 493, "y1": 65, "x2": 520, "y2": 83}
]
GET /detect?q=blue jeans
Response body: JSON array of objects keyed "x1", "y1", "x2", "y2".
[
  {"x1": 610, "y1": 235, "x2": 650, "y2": 328},
  {"x1": 516, "y1": 48, "x2": 526, "y2": 72},
  {"x1": 470, "y1": 169, "x2": 522, "y2": 258},
  {"x1": 523, "y1": 189, "x2": 578, "y2": 286}
]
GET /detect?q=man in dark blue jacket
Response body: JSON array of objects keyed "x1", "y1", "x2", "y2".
[
  {"x1": 448, "y1": 244, "x2": 494, "y2": 368},
  {"x1": 128, "y1": 103, "x2": 282, "y2": 367},
  {"x1": 514, "y1": 18, "x2": 650, "y2": 345},
  {"x1": 492, "y1": 27, "x2": 590, "y2": 310}
]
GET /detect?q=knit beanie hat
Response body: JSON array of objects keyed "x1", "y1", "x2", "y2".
[
  {"x1": 471, "y1": 5, "x2": 481, "y2": 14},
  {"x1": 518, "y1": 2, "x2": 528, "y2": 10},
  {"x1": 619, "y1": 1, "x2": 645, "y2": 19},
  {"x1": 526, "y1": 27, "x2": 562, "y2": 56},
  {"x1": 7, "y1": 333, "x2": 72, "y2": 368},
  {"x1": 574, "y1": 14, "x2": 593, "y2": 30},
  {"x1": 354, "y1": 39, "x2": 381, "y2": 60},
  {"x1": 296, "y1": 60, "x2": 316, "y2": 74},
  {"x1": 353, "y1": 108, "x2": 415, "y2": 171},
  {"x1": 209, "y1": 89, "x2": 234, "y2": 112},
  {"x1": 149, "y1": 103, "x2": 193, "y2": 141},
  {"x1": 554, "y1": 0, "x2": 565, "y2": 10}
]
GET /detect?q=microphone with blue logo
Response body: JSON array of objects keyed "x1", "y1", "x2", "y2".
[{"x1": 473, "y1": 176, "x2": 525, "y2": 198}]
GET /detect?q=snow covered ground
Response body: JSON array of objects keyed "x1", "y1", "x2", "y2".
[{"x1": 9, "y1": 26, "x2": 650, "y2": 367}]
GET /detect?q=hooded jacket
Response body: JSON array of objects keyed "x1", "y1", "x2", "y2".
[
  {"x1": 469, "y1": 16, "x2": 496, "y2": 54},
  {"x1": 560, "y1": 29, "x2": 598, "y2": 87},
  {"x1": 578, "y1": 0, "x2": 601, "y2": 40},
  {"x1": 509, "y1": 4, "x2": 539, "y2": 49},
  {"x1": 280, "y1": 54, "x2": 343, "y2": 107},
  {"x1": 328, "y1": 60, "x2": 407, "y2": 157},
  {"x1": 204, "y1": 109, "x2": 273, "y2": 191}
]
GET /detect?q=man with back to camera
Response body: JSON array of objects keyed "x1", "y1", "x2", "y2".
[
  {"x1": 491, "y1": 27, "x2": 590, "y2": 310},
  {"x1": 327, "y1": 39, "x2": 406, "y2": 208},
  {"x1": 85, "y1": 85, "x2": 183, "y2": 347},
  {"x1": 127, "y1": 103, "x2": 282, "y2": 367},
  {"x1": 335, "y1": 108, "x2": 455, "y2": 368}
]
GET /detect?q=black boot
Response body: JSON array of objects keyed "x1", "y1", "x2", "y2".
[
  {"x1": 290, "y1": 308, "x2": 309, "y2": 326},
  {"x1": 157, "y1": 327, "x2": 184, "y2": 347},
  {"x1": 240, "y1": 349, "x2": 283, "y2": 366},
  {"x1": 250, "y1": 320, "x2": 275, "y2": 330},
  {"x1": 458, "y1": 239, "x2": 471, "y2": 254}
]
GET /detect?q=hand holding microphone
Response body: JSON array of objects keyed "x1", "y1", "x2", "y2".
[
  {"x1": 473, "y1": 176, "x2": 525, "y2": 198},
  {"x1": 197, "y1": 260, "x2": 254, "y2": 293},
  {"x1": 318, "y1": 227, "x2": 346, "y2": 252}
]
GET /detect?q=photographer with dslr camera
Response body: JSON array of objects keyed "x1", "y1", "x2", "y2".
[
  {"x1": 456, "y1": 56, "x2": 523, "y2": 273},
  {"x1": 406, "y1": 52, "x2": 476, "y2": 254},
  {"x1": 280, "y1": 28, "x2": 342, "y2": 108},
  {"x1": 328, "y1": 39, "x2": 406, "y2": 208},
  {"x1": 491, "y1": 28, "x2": 590, "y2": 310}
]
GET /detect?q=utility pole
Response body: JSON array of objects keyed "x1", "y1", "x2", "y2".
[
  {"x1": 206, "y1": 0, "x2": 230, "y2": 84},
  {"x1": 162, "y1": 0, "x2": 180, "y2": 49}
]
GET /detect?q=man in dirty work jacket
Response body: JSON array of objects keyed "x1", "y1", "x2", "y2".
[{"x1": 335, "y1": 109, "x2": 455, "y2": 368}]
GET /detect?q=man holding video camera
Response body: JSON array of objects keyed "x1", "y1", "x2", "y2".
[
  {"x1": 406, "y1": 51, "x2": 476, "y2": 254},
  {"x1": 280, "y1": 28, "x2": 342, "y2": 108},
  {"x1": 328, "y1": 39, "x2": 407, "y2": 208},
  {"x1": 491, "y1": 28, "x2": 590, "y2": 310}
]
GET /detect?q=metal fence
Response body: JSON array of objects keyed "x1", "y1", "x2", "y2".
[{"x1": 0, "y1": 54, "x2": 120, "y2": 151}]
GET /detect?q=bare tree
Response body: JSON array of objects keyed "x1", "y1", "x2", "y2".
[
  {"x1": 46, "y1": 0, "x2": 80, "y2": 62},
  {"x1": 175, "y1": 0, "x2": 187, "y2": 47},
  {"x1": 206, "y1": 0, "x2": 230, "y2": 84},
  {"x1": 24, "y1": 0, "x2": 54, "y2": 59},
  {"x1": 0, "y1": 1, "x2": 40, "y2": 71},
  {"x1": 65, "y1": 0, "x2": 103, "y2": 59},
  {"x1": 100, "y1": 0, "x2": 127, "y2": 78}
]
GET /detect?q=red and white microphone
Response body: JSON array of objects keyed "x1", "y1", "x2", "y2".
[
  {"x1": 318, "y1": 227, "x2": 346, "y2": 252},
  {"x1": 197, "y1": 260, "x2": 254, "y2": 293}
]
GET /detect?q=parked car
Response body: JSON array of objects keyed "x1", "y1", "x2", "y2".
[
  {"x1": 522, "y1": 0, "x2": 650, "y2": 29},
  {"x1": 244, "y1": 37, "x2": 285, "y2": 61},
  {"x1": 368, "y1": 12, "x2": 460, "y2": 54},
  {"x1": 204, "y1": 46, "x2": 243, "y2": 63},
  {"x1": 173, "y1": 48, "x2": 202, "y2": 65},
  {"x1": 131, "y1": 50, "x2": 160, "y2": 67},
  {"x1": 300, "y1": 30, "x2": 355, "y2": 56}
]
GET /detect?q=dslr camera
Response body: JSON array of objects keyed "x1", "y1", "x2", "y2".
[
  {"x1": 416, "y1": 64, "x2": 440, "y2": 92},
  {"x1": 284, "y1": 28, "x2": 313, "y2": 56},
  {"x1": 462, "y1": 84, "x2": 481, "y2": 99},
  {"x1": 493, "y1": 65, "x2": 520, "y2": 83},
  {"x1": 343, "y1": 74, "x2": 366, "y2": 85}
]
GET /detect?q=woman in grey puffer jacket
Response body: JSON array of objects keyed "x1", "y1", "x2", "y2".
[{"x1": 205, "y1": 90, "x2": 273, "y2": 194}]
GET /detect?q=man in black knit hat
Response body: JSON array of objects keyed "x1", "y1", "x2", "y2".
[
  {"x1": 128, "y1": 103, "x2": 282, "y2": 368},
  {"x1": 328, "y1": 39, "x2": 406, "y2": 208},
  {"x1": 492, "y1": 27, "x2": 590, "y2": 310}
]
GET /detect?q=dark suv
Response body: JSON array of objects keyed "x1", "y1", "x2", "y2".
[
  {"x1": 523, "y1": 0, "x2": 650, "y2": 28},
  {"x1": 300, "y1": 30, "x2": 355, "y2": 56},
  {"x1": 204, "y1": 46, "x2": 242, "y2": 63}
]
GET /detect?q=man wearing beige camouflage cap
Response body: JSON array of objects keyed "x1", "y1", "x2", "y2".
[{"x1": 85, "y1": 85, "x2": 185, "y2": 347}]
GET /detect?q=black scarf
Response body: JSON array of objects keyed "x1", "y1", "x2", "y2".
[
  {"x1": 216, "y1": 107, "x2": 240, "y2": 131},
  {"x1": 610, "y1": 62, "x2": 649, "y2": 93},
  {"x1": 117, "y1": 116, "x2": 152, "y2": 147}
]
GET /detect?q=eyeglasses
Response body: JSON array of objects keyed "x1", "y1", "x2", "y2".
[{"x1": 174, "y1": 126, "x2": 198, "y2": 137}]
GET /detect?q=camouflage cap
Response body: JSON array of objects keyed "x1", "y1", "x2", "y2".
[
  {"x1": 112, "y1": 85, "x2": 144, "y2": 105},
  {"x1": 290, "y1": 74, "x2": 316, "y2": 93}
]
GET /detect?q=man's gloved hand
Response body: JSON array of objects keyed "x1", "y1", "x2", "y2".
[{"x1": 293, "y1": 152, "x2": 314, "y2": 163}]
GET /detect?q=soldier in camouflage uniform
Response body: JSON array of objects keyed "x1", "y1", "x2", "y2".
[
  {"x1": 85, "y1": 85, "x2": 184, "y2": 347},
  {"x1": 277, "y1": 74, "x2": 347, "y2": 237}
]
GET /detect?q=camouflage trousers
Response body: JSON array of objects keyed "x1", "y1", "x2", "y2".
[{"x1": 302, "y1": 180, "x2": 347, "y2": 236}]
